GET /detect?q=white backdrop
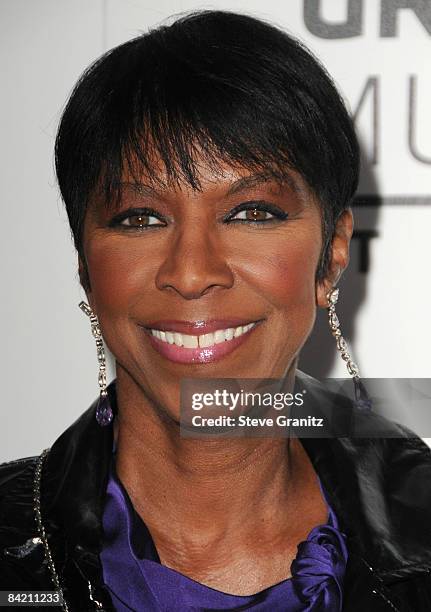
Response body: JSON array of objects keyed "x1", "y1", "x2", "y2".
[{"x1": 1, "y1": 0, "x2": 430, "y2": 462}]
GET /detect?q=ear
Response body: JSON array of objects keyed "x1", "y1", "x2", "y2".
[{"x1": 316, "y1": 208, "x2": 353, "y2": 307}]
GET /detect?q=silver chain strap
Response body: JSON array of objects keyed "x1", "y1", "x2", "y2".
[
  {"x1": 33, "y1": 448, "x2": 70, "y2": 612},
  {"x1": 33, "y1": 448, "x2": 105, "y2": 611}
]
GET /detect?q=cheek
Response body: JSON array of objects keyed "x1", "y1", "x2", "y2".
[
  {"x1": 84, "y1": 238, "x2": 162, "y2": 368},
  {"x1": 224, "y1": 227, "x2": 322, "y2": 369},
  {"x1": 230, "y1": 228, "x2": 321, "y2": 313},
  {"x1": 85, "y1": 239, "x2": 159, "y2": 315}
]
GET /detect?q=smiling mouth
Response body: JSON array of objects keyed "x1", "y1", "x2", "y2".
[
  {"x1": 148, "y1": 321, "x2": 257, "y2": 348},
  {"x1": 142, "y1": 319, "x2": 264, "y2": 364}
]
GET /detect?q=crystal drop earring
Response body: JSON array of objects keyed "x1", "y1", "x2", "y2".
[
  {"x1": 79, "y1": 301, "x2": 114, "y2": 425},
  {"x1": 326, "y1": 287, "x2": 372, "y2": 411}
]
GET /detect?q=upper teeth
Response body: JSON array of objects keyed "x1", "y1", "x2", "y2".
[{"x1": 150, "y1": 323, "x2": 257, "y2": 348}]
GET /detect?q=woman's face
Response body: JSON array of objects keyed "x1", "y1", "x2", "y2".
[{"x1": 81, "y1": 159, "x2": 352, "y2": 419}]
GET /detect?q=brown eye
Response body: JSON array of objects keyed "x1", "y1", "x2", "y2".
[
  {"x1": 245, "y1": 209, "x2": 270, "y2": 221},
  {"x1": 231, "y1": 207, "x2": 276, "y2": 222},
  {"x1": 121, "y1": 214, "x2": 164, "y2": 227}
]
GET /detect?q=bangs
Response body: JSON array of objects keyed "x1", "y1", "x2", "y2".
[
  {"x1": 86, "y1": 31, "x2": 315, "y2": 209},
  {"x1": 105, "y1": 108, "x2": 298, "y2": 209}
]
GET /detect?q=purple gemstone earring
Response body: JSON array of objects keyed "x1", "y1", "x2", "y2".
[
  {"x1": 326, "y1": 287, "x2": 372, "y2": 411},
  {"x1": 79, "y1": 301, "x2": 114, "y2": 426}
]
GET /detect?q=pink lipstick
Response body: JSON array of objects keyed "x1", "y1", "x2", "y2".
[{"x1": 142, "y1": 318, "x2": 263, "y2": 364}]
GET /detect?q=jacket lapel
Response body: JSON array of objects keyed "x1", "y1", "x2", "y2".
[{"x1": 296, "y1": 372, "x2": 431, "y2": 581}]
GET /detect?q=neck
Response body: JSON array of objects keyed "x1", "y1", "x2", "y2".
[{"x1": 114, "y1": 364, "x2": 319, "y2": 570}]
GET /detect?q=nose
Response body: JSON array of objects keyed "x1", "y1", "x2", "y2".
[{"x1": 155, "y1": 224, "x2": 234, "y2": 299}]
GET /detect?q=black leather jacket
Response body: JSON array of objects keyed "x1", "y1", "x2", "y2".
[{"x1": 1, "y1": 373, "x2": 431, "y2": 611}]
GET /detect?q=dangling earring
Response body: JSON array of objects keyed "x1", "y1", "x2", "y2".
[
  {"x1": 326, "y1": 287, "x2": 372, "y2": 410},
  {"x1": 79, "y1": 301, "x2": 114, "y2": 426}
]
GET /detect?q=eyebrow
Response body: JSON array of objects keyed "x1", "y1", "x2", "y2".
[
  {"x1": 225, "y1": 172, "x2": 305, "y2": 197},
  {"x1": 118, "y1": 171, "x2": 305, "y2": 199},
  {"x1": 119, "y1": 182, "x2": 161, "y2": 198}
]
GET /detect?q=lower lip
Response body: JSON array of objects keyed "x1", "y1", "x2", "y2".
[{"x1": 143, "y1": 323, "x2": 262, "y2": 364}]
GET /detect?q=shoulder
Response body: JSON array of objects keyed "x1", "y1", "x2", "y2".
[
  {"x1": 0, "y1": 455, "x2": 39, "y2": 536},
  {"x1": 0, "y1": 454, "x2": 45, "y2": 553},
  {"x1": 0, "y1": 454, "x2": 57, "y2": 590},
  {"x1": 0, "y1": 456, "x2": 43, "y2": 584},
  {"x1": 0, "y1": 455, "x2": 38, "y2": 500},
  {"x1": 296, "y1": 369, "x2": 431, "y2": 486}
]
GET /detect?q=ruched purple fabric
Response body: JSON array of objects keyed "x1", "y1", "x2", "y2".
[
  {"x1": 290, "y1": 525, "x2": 348, "y2": 611},
  {"x1": 101, "y1": 457, "x2": 348, "y2": 611}
]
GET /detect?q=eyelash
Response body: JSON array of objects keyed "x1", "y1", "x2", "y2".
[
  {"x1": 109, "y1": 201, "x2": 289, "y2": 230},
  {"x1": 225, "y1": 201, "x2": 289, "y2": 225},
  {"x1": 109, "y1": 208, "x2": 167, "y2": 230}
]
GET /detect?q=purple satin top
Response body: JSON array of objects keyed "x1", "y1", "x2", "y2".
[{"x1": 101, "y1": 453, "x2": 348, "y2": 611}]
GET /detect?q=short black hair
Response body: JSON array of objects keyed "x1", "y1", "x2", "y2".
[{"x1": 55, "y1": 9, "x2": 359, "y2": 279}]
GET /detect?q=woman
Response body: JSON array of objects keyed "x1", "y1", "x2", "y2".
[{"x1": 1, "y1": 9, "x2": 431, "y2": 612}]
